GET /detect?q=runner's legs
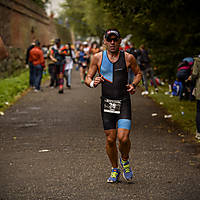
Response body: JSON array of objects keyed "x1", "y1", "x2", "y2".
[{"x1": 104, "y1": 129, "x2": 118, "y2": 168}]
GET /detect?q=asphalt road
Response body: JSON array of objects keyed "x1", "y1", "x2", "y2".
[{"x1": 0, "y1": 69, "x2": 200, "y2": 200}]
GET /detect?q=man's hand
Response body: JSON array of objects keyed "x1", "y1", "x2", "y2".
[
  {"x1": 94, "y1": 75, "x2": 104, "y2": 87},
  {"x1": 126, "y1": 84, "x2": 136, "y2": 95},
  {"x1": 52, "y1": 58, "x2": 57, "y2": 63},
  {"x1": 186, "y1": 75, "x2": 192, "y2": 82}
]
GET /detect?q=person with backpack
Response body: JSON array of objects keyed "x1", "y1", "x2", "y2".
[
  {"x1": 137, "y1": 44, "x2": 158, "y2": 95},
  {"x1": 47, "y1": 39, "x2": 58, "y2": 88},
  {"x1": 176, "y1": 57, "x2": 194, "y2": 100},
  {"x1": 60, "y1": 43, "x2": 75, "y2": 89},
  {"x1": 50, "y1": 38, "x2": 65, "y2": 94}
]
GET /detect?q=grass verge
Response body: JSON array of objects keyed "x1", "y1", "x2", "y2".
[
  {"x1": 0, "y1": 70, "x2": 48, "y2": 113},
  {"x1": 0, "y1": 70, "x2": 29, "y2": 112},
  {"x1": 148, "y1": 85, "x2": 196, "y2": 134}
]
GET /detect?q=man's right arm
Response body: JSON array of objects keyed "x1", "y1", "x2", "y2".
[
  {"x1": 49, "y1": 48, "x2": 57, "y2": 62},
  {"x1": 85, "y1": 53, "x2": 104, "y2": 88}
]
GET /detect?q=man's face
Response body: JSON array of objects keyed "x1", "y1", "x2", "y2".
[
  {"x1": 56, "y1": 42, "x2": 61, "y2": 48},
  {"x1": 104, "y1": 35, "x2": 121, "y2": 53}
]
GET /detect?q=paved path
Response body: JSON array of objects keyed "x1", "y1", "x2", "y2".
[{"x1": 0, "y1": 70, "x2": 200, "y2": 200}]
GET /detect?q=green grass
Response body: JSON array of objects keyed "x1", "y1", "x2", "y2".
[
  {"x1": 0, "y1": 71, "x2": 29, "y2": 111},
  {"x1": 0, "y1": 70, "x2": 49, "y2": 112},
  {"x1": 148, "y1": 84, "x2": 196, "y2": 134}
]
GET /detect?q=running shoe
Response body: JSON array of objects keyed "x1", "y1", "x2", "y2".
[
  {"x1": 58, "y1": 89, "x2": 63, "y2": 94},
  {"x1": 120, "y1": 158, "x2": 133, "y2": 182},
  {"x1": 107, "y1": 168, "x2": 120, "y2": 183}
]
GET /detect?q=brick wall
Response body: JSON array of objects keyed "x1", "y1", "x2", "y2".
[
  {"x1": 0, "y1": 0, "x2": 71, "y2": 77},
  {"x1": 0, "y1": 0, "x2": 57, "y2": 48}
]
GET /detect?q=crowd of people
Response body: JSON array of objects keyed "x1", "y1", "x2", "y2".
[
  {"x1": 25, "y1": 35, "x2": 161, "y2": 96},
  {"x1": 25, "y1": 38, "x2": 102, "y2": 93}
]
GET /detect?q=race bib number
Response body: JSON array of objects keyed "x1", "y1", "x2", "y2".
[{"x1": 103, "y1": 99, "x2": 121, "y2": 114}]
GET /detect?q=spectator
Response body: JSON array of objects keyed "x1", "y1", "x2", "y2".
[
  {"x1": 29, "y1": 40, "x2": 45, "y2": 92},
  {"x1": 137, "y1": 44, "x2": 158, "y2": 95},
  {"x1": 176, "y1": 57, "x2": 194, "y2": 100},
  {"x1": 26, "y1": 41, "x2": 35, "y2": 88},
  {"x1": 188, "y1": 55, "x2": 200, "y2": 140},
  {"x1": 126, "y1": 42, "x2": 137, "y2": 84}
]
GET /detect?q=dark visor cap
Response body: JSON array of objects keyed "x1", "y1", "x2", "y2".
[{"x1": 105, "y1": 29, "x2": 120, "y2": 40}]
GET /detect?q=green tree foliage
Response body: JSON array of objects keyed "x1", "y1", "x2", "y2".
[
  {"x1": 61, "y1": 0, "x2": 200, "y2": 80},
  {"x1": 61, "y1": 0, "x2": 90, "y2": 38},
  {"x1": 99, "y1": 0, "x2": 200, "y2": 80}
]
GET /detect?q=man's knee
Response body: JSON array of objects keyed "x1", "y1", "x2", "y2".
[
  {"x1": 105, "y1": 130, "x2": 116, "y2": 146},
  {"x1": 118, "y1": 129, "x2": 130, "y2": 144}
]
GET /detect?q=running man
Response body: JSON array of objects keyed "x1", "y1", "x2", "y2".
[
  {"x1": 85, "y1": 29, "x2": 142, "y2": 183},
  {"x1": 50, "y1": 38, "x2": 65, "y2": 94}
]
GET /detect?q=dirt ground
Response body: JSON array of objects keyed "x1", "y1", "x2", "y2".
[{"x1": 0, "y1": 69, "x2": 200, "y2": 200}]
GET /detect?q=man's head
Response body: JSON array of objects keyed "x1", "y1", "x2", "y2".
[
  {"x1": 35, "y1": 40, "x2": 40, "y2": 47},
  {"x1": 55, "y1": 38, "x2": 61, "y2": 47},
  {"x1": 104, "y1": 29, "x2": 121, "y2": 53}
]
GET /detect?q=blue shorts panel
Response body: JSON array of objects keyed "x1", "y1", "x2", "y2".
[{"x1": 118, "y1": 119, "x2": 131, "y2": 130}]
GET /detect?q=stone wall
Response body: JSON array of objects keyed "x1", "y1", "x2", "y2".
[
  {"x1": 0, "y1": 47, "x2": 25, "y2": 78},
  {"x1": 0, "y1": 0, "x2": 71, "y2": 78},
  {"x1": 0, "y1": 0, "x2": 55, "y2": 47}
]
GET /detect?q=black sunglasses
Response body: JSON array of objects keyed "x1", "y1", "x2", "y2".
[{"x1": 106, "y1": 37, "x2": 119, "y2": 42}]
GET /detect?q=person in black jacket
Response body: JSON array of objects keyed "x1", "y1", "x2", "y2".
[
  {"x1": 25, "y1": 41, "x2": 35, "y2": 88},
  {"x1": 137, "y1": 44, "x2": 158, "y2": 95},
  {"x1": 126, "y1": 42, "x2": 137, "y2": 84}
]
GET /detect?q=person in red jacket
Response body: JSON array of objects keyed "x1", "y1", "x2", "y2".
[{"x1": 29, "y1": 40, "x2": 45, "y2": 92}]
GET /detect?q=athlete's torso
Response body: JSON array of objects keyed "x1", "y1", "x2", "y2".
[{"x1": 100, "y1": 50, "x2": 129, "y2": 100}]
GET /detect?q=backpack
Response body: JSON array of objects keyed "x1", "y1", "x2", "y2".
[{"x1": 172, "y1": 81, "x2": 182, "y2": 96}]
